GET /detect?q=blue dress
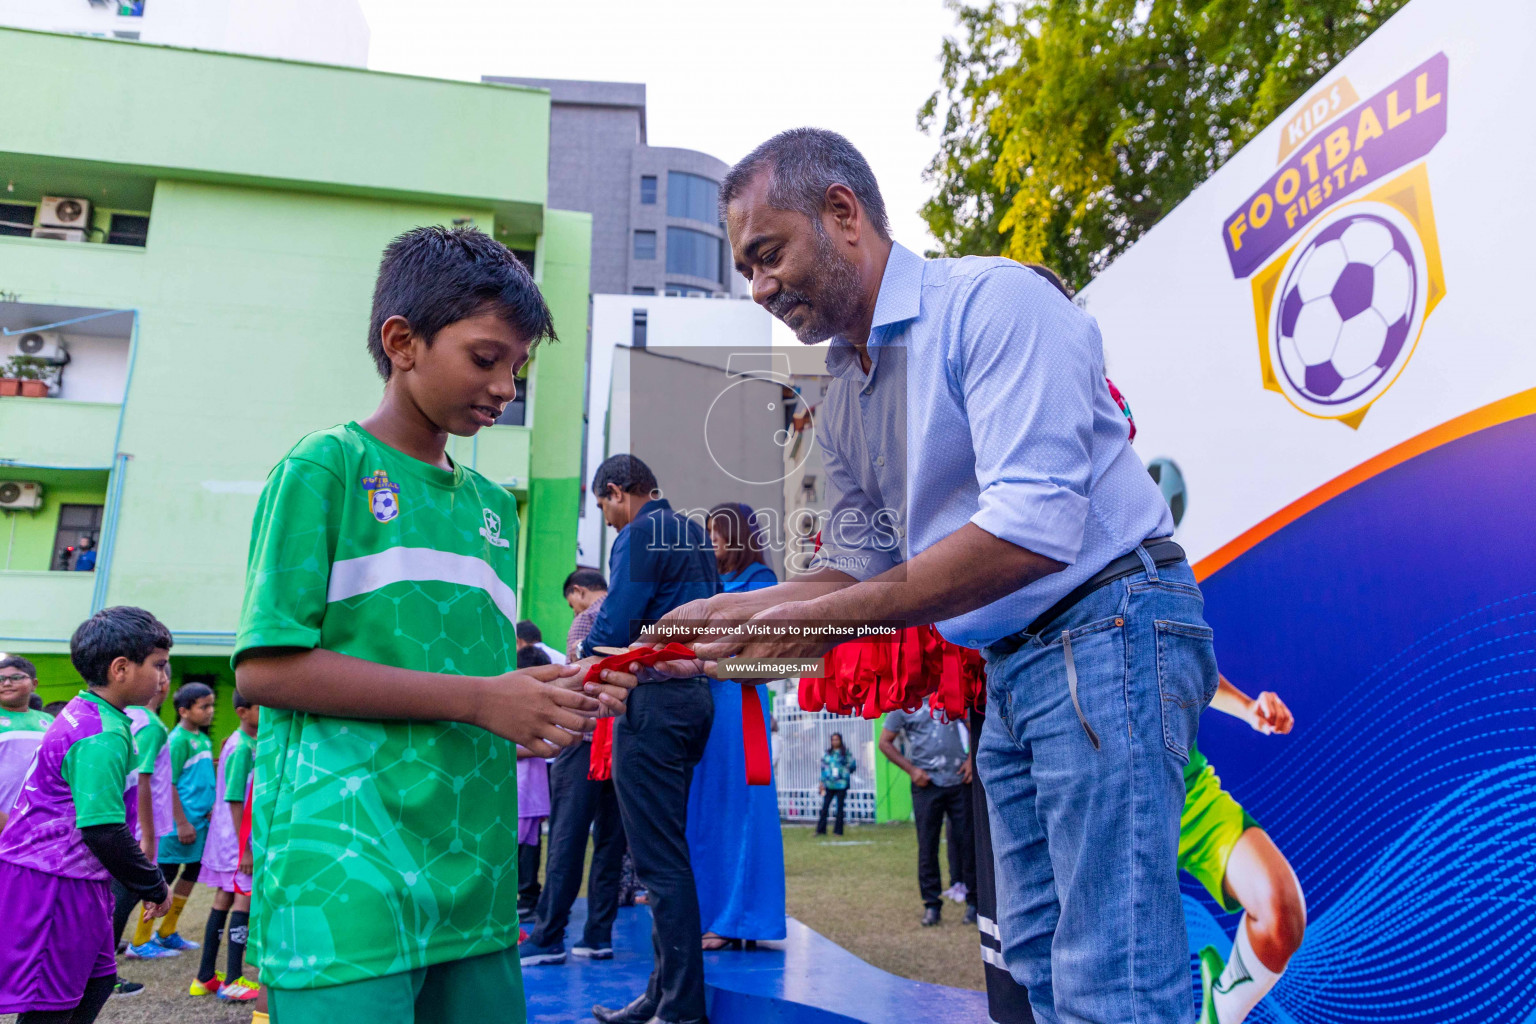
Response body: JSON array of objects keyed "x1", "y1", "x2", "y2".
[{"x1": 686, "y1": 561, "x2": 787, "y2": 940}]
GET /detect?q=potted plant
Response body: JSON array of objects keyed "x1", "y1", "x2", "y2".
[{"x1": 6, "y1": 355, "x2": 51, "y2": 398}]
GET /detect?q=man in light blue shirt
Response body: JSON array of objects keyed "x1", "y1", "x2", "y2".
[{"x1": 658, "y1": 129, "x2": 1218, "y2": 1024}]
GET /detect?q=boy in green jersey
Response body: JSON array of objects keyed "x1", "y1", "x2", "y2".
[
  {"x1": 1187, "y1": 676, "x2": 1307, "y2": 1024},
  {"x1": 155, "y1": 682, "x2": 217, "y2": 950},
  {"x1": 234, "y1": 226, "x2": 643, "y2": 1023},
  {"x1": 0, "y1": 655, "x2": 54, "y2": 831}
]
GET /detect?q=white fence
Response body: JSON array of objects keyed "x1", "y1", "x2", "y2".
[{"x1": 773, "y1": 698, "x2": 878, "y2": 824}]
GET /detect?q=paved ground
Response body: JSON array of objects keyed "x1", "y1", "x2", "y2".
[{"x1": 2, "y1": 820, "x2": 980, "y2": 1022}]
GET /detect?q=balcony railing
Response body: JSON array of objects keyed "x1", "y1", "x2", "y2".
[
  {"x1": 0, "y1": 570, "x2": 94, "y2": 645},
  {"x1": 0, "y1": 399, "x2": 118, "y2": 468}
]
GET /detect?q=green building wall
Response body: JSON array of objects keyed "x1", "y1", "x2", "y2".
[{"x1": 0, "y1": 29, "x2": 592, "y2": 707}]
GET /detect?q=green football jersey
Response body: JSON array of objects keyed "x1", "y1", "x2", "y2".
[{"x1": 235, "y1": 422, "x2": 525, "y2": 991}]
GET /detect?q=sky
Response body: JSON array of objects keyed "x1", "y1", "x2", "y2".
[{"x1": 357, "y1": 0, "x2": 961, "y2": 255}]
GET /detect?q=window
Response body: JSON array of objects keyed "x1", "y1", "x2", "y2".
[
  {"x1": 510, "y1": 248, "x2": 536, "y2": 273},
  {"x1": 665, "y1": 227, "x2": 721, "y2": 282},
  {"x1": 632, "y1": 286, "x2": 656, "y2": 295},
  {"x1": 494, "y1": 378, "x2": 528, "y2": 426},
  {"x1": 632, "y1": 309, "x2": 648, "y2": 348},
  {"x1": 107, "y1": 213, "x2": 149, "y2": 247},
  {"x1": 667, "y1": 172, "x2": 719, "y2": 223},
  {"x1": 664, "y1": 284, "x2": 714, "y2": 298},
  {"x1": 633, "y1": 230, "x2": 657, "y2": 260},
  {"x1": 639, "y1": 176, "x2": 657, "y2": 205},
  {"x1": 0, "y1": 203, "x2": 36, "y2": 238},
  {"x1": 51, "y1": 504, "x2": 104, "y2": 572}
]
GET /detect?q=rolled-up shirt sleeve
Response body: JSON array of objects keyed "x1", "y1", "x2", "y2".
[{"x1": 954, "y1": 268, "x2": 1096, "y2": 566}]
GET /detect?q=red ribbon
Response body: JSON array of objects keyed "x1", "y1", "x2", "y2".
[
  {"x1": 581, "y1": 641, "x2": 700, "y2": 683},
  {"x1": 741, "y1": 685, "x2": 772, "y2": 786},
  {"x1": 588, "y1": 718, "x2": 614, "y2": 781}
]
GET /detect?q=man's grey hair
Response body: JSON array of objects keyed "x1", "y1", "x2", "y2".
[{"x1": 720, "y1": 128, "x2": 890, "y2": 241}]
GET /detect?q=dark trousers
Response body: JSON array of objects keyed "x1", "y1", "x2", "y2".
[
  {"x1": 517, "y1": 837, "x2": 541, "y2": 914},
  {"x1": 110, "y1": 878, "x2": 136, "y2": 945},
  {"x1": 529, "y1": 740, "x2": 625, "y2": 949},
  {"x1": 912, "y1": 781, "x2": 976, "y2": 909},
  {"x1": 816, "y1": 789, "x2": 847, "y2": 835},
  {"x1": 970, "y1": 709, "x2": 1035, "y2": 1023},
  {"x1": 612, "y1": 679, "x2": 713, "y2": 1022}
]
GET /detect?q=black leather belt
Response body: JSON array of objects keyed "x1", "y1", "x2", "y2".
[{"x1": 992, "y1": 539, "x2": 1187, "y2": 654}]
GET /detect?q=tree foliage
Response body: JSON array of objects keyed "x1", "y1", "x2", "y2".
[{"x1": 918, "y1": 0, "x2": 1411, "y2": 289}]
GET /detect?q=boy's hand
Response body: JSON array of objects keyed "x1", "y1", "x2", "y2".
[
  {"x1": 1244, "y1": 691, "x2": 1295, "y2": 735},
  {"x1": 143, "y1": 895, "x2": 172, "y2": 920},
  {"x1": 176, "y1": 821, "x2": 196, "y2": 845},
  {"x1": 474, "y1": 664, "x2": 603, "y2": 757},
  {"x1": 567, "y1": 657, "x2": 640, "y2": 717},
  {"x1": 239, "y1": 850, "x2": 253, "y2": 876}
]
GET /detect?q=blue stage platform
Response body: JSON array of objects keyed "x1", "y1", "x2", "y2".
[{"x1": 524, "y1": 899, "x2": 990, "y2": 1024}]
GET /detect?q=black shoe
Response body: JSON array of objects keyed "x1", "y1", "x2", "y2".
[
  {"x1": 593, "y1": 995, "x2": 659, "y2": 1024},
  {"x1": 111, "y1": 979, "x2": 144, "y2": 997},
  {"x1": 921, "y1": 906, "x2": 941, "y2": 927},
  {"x1": 962, "y1": 905, "x2": 978, "y2": 925}
]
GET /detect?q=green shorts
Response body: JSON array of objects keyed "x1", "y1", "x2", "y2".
[
  {"x1": 1178, "y1": 759, "x2": 1259, "y2": 913},
  {"x1": 269, "y1": 946, "x2": 523, "y2": 1024}
]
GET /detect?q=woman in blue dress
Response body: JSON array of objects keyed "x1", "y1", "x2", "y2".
[{"x1": 688, "y1": 503, "x2": 787, "y2": 950}]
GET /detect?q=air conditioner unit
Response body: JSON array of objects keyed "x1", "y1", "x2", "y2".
[
  {"x1": 31, "y1": 227, "x2": 86, "y2": 243},
  {"x1": 0, "y1": 481, "x2": 43, "y2": 512},
  {"x1": 12, "y1": 332, "x2": 67, "y2": 363},
  {"x1": 39, "y1": 196, "x2": 92, "y2": 231}
]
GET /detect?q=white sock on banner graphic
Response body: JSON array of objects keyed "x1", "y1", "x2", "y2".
[{"x1": 1214, "y1": 915, "x2": 1283, "y2": 1024}]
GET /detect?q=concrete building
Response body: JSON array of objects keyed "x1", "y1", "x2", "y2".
[
  {"x1": 481, "y1": 76, "x2": 749, "y2": 300},
  {"x1": 0, "y1": 0, "x2": 369, "y2": 66},
  {"x1": 0, "y1": 28, "x2": 589, "y2": 742}
]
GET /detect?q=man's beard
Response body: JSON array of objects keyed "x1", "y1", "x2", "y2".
[{"x1": 764, "y1": 229, "x2": 863, "y2": 344}]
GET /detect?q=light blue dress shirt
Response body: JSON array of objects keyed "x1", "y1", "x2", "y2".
[{"x1": 809, "y1": 242, "x2": 1173, "y2": 649}]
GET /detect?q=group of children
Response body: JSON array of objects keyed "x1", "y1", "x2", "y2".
[
  {"x1": 0, "y1": 624, "x2": 268, "y2": 1024},
  {"x1": 0, "y1": 225, "x2": 646, "y2": 1024}
]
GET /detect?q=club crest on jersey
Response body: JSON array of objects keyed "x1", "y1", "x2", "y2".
[
  {"x1": 480, "y1": 508, "x2": 510, "y2": 548},
  {"x1": 362, "y1": 471, "x2": 401, "y2": 523}
]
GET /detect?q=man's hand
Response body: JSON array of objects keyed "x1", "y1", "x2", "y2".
[
  {"x1": 960, "y1": 758, "x2": 974, "y2": 785},
  {"x1": 565, "y1": 657, "x2": 641, "y2": 717},
  {"x1": 818, "y1": 783, "x2": 826, "y2": 796},
  {"x1": 473, "y1": 664, "x2": 603, "y2": 757},
  {"x1": 176, "y1": 820, "x2": 196, "y2": 845},
  {"x1": 693, "y1": 600, "x2": 835, "y2": 663},
  {"x1": 910, "y1": 767, "x2": 932, "y2": 788},
  {"x1": 1244, "y1": 691, "x2": 1294, "y2": 735},
  {"x1": 142, "y1": 895, "x2": 172, "y2": 921}
]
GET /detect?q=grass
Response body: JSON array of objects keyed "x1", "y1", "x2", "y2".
[
  {"x1": 2, "y1": 821, "x2": 978, "y2": 1022},
  {"x1": 782, "y1": 822, "x2": 984, "y2": 992}
]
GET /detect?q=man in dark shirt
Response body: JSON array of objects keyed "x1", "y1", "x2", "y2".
[{"x1": 582, "y1": 454, "x2": 719, "y2": 1024}]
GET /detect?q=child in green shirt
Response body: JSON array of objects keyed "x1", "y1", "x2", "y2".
[{"x1": 234, "y1": 226, "x2": 643, "y2": 1023}]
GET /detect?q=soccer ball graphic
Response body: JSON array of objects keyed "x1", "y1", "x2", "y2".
[
  {"x1": 1273, "y1": 205, "x2": 1423, "y2": 412},
  {"x1": 371, "y1": 489, "x2": 398, "y2": 523}
]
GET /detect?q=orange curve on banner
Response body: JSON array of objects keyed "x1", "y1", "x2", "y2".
[{"x1": 1194, "y1": 388, "x2": 1536, "y2": 582}]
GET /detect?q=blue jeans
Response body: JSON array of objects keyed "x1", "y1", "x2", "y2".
[{"x1": 977, "y1": 550, "x2": 1217, "y2": 1024}]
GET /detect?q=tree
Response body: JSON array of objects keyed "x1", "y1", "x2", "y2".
[{"x1": 918, "y1": 0, "x2": 1410, "y2": 289}]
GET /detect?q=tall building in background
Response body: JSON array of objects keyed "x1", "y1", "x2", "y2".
[
  {"x1": 0, "y1": 0, "x2": 369, "y2": 66},
  {"x1": 482, "y1": 76, "x2": 749, "y2": 300},
  {"x1": 0, "y1": 29, "x2": 588, "y2": 728}
]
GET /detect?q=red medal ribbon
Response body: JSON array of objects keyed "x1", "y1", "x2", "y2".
[
  {"x1": 588, "y1": 718, "x2": 615, "y2": 781},
  {"x1": 741, "y1": 684, "x2": 772, "y2": 786}
]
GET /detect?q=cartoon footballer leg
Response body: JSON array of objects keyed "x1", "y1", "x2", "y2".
[{"x1": 1190, "y1": 676, "x2": 1308, "y2": 1024}]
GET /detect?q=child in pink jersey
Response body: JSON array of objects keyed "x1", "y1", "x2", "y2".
[{"x1": 191, "y1": 690, "x2": 260, "y2": 1001}]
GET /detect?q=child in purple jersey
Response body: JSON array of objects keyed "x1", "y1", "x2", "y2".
[
  {"x1": 0, "y1": 607, "x2": 173, "y2": 1024},
  {"x1": 0, "y1": 655, "x2": 54, "y2": 832}
]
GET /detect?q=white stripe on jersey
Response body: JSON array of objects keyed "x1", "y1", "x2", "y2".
[
  {"x1": 0, "y1": 731, "x2": 47, "y2": 745},
  {"x1": 326, "y1": 546, "x2": 518, "y2": 624}
]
